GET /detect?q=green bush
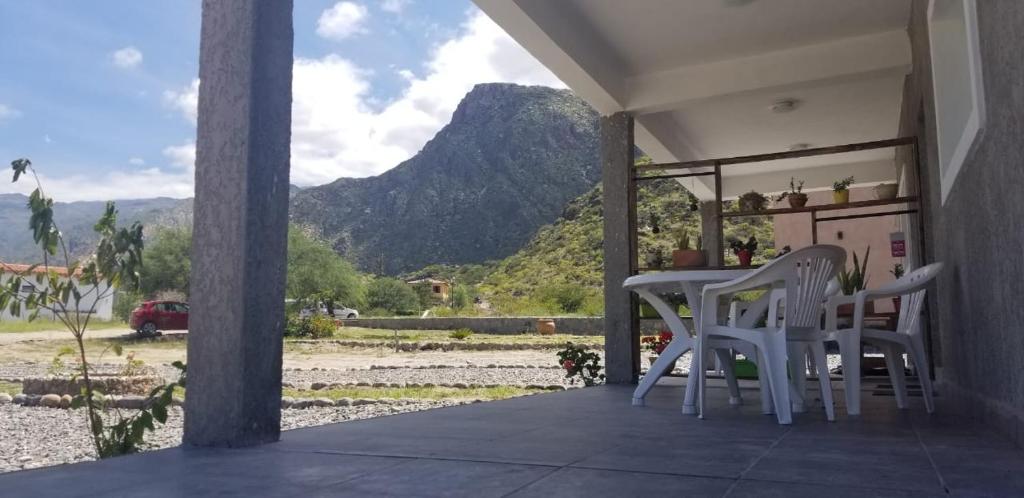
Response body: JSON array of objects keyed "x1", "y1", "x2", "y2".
[
  {"x1": 366, "y1": 278, "x2": 421, "y2": 315},
  {"x1": 449, "y1": 328, "x2": 473, "y2": 340},
  {"x1": 538, "y1": 283, "x2": 590, "y2": 314},
  {"x1": 284, "y1": 314, "x2": 336, "y2": 339},
  {"x1": 112, "y1": 291, "x2": 143, "y2": 323}
]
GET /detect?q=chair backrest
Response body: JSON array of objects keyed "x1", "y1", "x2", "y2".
[
  {"x1": 781, "y1": 245, "x2": 847, "y2": 329},
  {"x1": 886, "y1": 263, "x2": 944, "y2": 335}
]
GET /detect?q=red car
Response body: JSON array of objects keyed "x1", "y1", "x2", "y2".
[{"x1": 130, "y1": 301, "x2": 189, "y2": 335}]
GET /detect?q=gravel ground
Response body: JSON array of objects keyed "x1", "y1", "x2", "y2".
[
  {"x1": 0, "y1": 401, "x2": 463, "y2": 474},
  {"x1": 283, "y1": 366, "x2": 568, "y2": 388}
]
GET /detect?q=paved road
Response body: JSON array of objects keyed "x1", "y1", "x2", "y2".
[{"x1": 0, "y1": 328, "x2": 139, "y2": 345}]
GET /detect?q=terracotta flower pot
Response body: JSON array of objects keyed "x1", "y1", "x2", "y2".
[
  {"x1": 833, "y1": 190, "x2": 850, "y2": 204},
  {"x1": 788, "y1": 193, "x2": 808, "y2": 208},
  {"x1": 737, "y1": 250, "x2": 753, "y2": 267},
  {"x1": 672, "y1": 249, "x2": 706, "y2": 268},
  {"x1": 837, "y1": 300, "x2": 875, "y2": 317},
  {"x1": 536, "y1": 319, "x2": 556, "y2": 335}
]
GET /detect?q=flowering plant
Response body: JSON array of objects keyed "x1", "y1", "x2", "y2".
[
  {"x1": 641, "y1": 330, "x2": 673, "y2": 355},
  {"x1": 556, "y1": 342, "x2": 605, "y2": 386}
]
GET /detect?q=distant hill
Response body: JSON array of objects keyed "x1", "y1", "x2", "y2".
[
  {"x1": 289, "y1": 83, "x2": 601, "y2": 274},
  {"x1": 0, "y1": 194, "x2": 192, "y2": 264}
]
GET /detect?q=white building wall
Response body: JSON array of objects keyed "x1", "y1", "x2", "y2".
[{"x1": 0, "y1": 273, "x2": 113, "y2": 322}]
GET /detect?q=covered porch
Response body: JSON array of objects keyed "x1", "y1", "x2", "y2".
[{"x1": 2, "y1": 378, "x2": 1019, "y2": 496}]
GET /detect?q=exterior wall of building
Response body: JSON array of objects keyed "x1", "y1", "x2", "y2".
[
  {"x1": 772, "y1": 187, "x2": 904, "y2": 312},
  {"x1": 902, "y1": 0, "x2": 1024, "y2": 445},
  {"x1": 0, "y1": 273, "x2": 113, "y2": 322}
]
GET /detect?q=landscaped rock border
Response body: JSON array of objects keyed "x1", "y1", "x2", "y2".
[
  {"x1": 21, "y1": 376, "x2": 162, "y2": 396},
  {"x1": 306, "y1": 381, "x2": 568, "y2": 391},
  {"x1": 288, "y1": 340, "x2": 603, "y2": 352},
  {"x1": 11, "y1": 393, "x2": 184, "y2": 410}
]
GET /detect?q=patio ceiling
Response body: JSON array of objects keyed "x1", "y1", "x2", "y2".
[{"x1": 474, "y1": 0, "x2": 913, "y2": 199}]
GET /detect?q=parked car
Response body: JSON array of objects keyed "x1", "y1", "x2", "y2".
[
  {"x1": 130, "y1": 301, "x2": 189, "y2": 335},
  {"x1": 298, "y1": 304, "x2": 359, "y2": 319}
]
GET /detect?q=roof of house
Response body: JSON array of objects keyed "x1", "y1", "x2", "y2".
[
  {"x1": 0, "y1": 262, "x2": 82, "y2": 278},
  {"x1": 406, "y1": 278, "x2": 449, "y2": 286}
]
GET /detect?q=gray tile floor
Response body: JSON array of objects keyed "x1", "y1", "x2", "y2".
[{"x1": 1, "y1": 377, "x2": 1021, "y2": 497}]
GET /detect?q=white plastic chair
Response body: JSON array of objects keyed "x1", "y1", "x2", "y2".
[
  {"x1": 825, "y1": 263, "x2": 944, "y2": 415},
  {"x1": 698, "y1": 245, "x2": 845, "y2": 424}
]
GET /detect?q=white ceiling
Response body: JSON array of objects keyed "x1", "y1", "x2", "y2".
[
  {"x1": 474, "y1": 0, "x2": 913, "y2": 199},
  {"x1": 550, "y1": 0, "x2": 911, "y2": 75}
]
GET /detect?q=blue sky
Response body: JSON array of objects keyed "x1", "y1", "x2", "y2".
[{"x1": 0, "y1": 1, "x2": 562, "y2": 201}]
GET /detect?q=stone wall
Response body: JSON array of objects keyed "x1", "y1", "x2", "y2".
[
  {"x1": 903, "y1": 0, "x2": 1024, "y2": 446},
  {"x1": 343, "y1": 317, "x2": 680, "y2": 336}
]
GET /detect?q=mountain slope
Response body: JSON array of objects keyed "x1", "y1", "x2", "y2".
[
  {"x1": 289, "y1": 83, "x2": 601, "y2": 274},
  {"x1": 480, "y1": 177, "x2": 776, "y2": 302},
  {"x1": 0, "y1": 194, "x2": 192, "y2": 263}
]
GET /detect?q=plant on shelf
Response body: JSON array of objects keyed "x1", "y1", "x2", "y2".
[
  {"x1": 874, "y1": 182, "x2": 899, "y2": 200},
  {"x1": 729, "y1": 236, "x2": 758, "y2": 267},
  {"x1": 738, "y1": 190, "x2": 768, "y2": 212},
  {"x1": 832, "y1": 176, "x2": 855, "y2": 204},
  {"x1": 1, "y1": 158, "x2": 186, "y2": 459},
  {"x1": 557, "y1": 342, "x2": 605, "y2": 386},
  {"x1": 775, "y1": 177, "x2": 808, "y2": 208},
  {"x1": 838, "y1": 247, "x2": 871, "y2": 295},
  {"x1": 645, "y1": 247, "x2": 665, "y2": 269},
  {"x1": 671, "y1": 228, "x2": 706, "y2": 268},
  {"x1": 889, "y1": 263, "x2": 905, "y2": 312}
]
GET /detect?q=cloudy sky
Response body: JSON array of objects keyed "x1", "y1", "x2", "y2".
[{"x1": 0, "y1": 1, "x2": 564, "y2": 201}]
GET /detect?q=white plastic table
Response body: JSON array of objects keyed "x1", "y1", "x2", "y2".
[{"x1": 624, "y1": 268, "x2": 764, "y2": 414}]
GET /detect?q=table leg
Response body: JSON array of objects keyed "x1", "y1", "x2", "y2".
[{"x1": 631, "y1": 289, "x2": 693, "y2": 407}]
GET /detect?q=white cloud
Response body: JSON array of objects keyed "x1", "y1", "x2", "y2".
[
  {"x1": 317, "y1": 2, "x2": 369, "y2": 40},
  {"x1": 160, "y1": 8, "x2": 563, "y2": 188},
  {"x1": 0, "y1": 104, "x2": 21, "y2": 123},
  {"x1": 381, "y1": 0, "x2": 410, "y2": 13},
  {"x1": 128, "y1": 157, "x2": 146, "y2": 166},
  {"x1": 163, "y1": 79, "x2": 199, "y2": 125},
  {"x1": 111, "y1": 46, "x2": 143, "y2": 68}
]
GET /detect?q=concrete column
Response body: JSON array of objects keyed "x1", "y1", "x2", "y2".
[
  {"x1": 602, "y1": 112, "x2": 640, "y2": 384},
  {"x1": 700, "y1": 201, "x2": 722, "y2": 266},
  {"x1": 184, "y1": 0, "x2": 293, "y2": 447}
]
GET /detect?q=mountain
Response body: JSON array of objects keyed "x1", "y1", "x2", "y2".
[
  {"x1": 0, "y1": 194, "x2": 192, "y2": 264},
  {"x1": 289, "y1": 83, "x2": 601, "y2": 274}
]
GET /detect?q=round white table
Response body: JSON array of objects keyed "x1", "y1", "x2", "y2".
[{"x1": 624, "y1": 268, "x2": 765, "y2": 414}]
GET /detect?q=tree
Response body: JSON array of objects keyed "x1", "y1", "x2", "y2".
[
  {"x1": 286, "y1": 226, "x2": 363, "y2": 313},
  {"x1": 365, "y1": 278, "x2": 420, "y2": 315},
  {"x1": 139, "y1": 226, "x2": 192, "y2": 298}
]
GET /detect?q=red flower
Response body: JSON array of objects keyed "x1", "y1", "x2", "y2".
[
  {"x1": 659, "y1": 331, "x2": 673, "y2": 342},
  {"x1": 563, "y1": 360, "x2": 575, "y2": 370}
]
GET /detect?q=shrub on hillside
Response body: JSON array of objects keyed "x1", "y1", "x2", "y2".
[
  {"x1": 539, "y1": 283, "x2": 590, "y2": 314},
  {"x1": 449, "y1": 328, "x2": 473, "y2": 340}
]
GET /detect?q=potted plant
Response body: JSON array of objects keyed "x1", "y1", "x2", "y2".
[
  {"x1": 738, "y1": 191, "x2": 768, "y2": 212},
  {"x1": 671, "y1": 229, "x2": 706, "y2": 268},
  {"x1": 832, "y1": 176, "x2": 855, "y2": 204},
  {"x1": 776, "y1": 177, "x2": 808, "y2": 208},
  {"x1": 890, "y1": 263, "x2": 905, "y2": 311},
  {"x1": 874, "y1": 182, "x2": 898, "y2": 200},
  {"x1": 729, "y1": 236, "x2": 758, "y2": 267},
  {"x1": 645, "y1": 248, "x2": 664, "y2": 269},
  {"x1": 837, "y1": 247, "x2": 873, "y2": 315},
  {"x1": 641, "y1": 330, "x2": 673, "y2": 367}
]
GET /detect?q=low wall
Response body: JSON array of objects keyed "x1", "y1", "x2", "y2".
[{"x1": 342, "y1": 317, "x2": 687, "y2": 336}]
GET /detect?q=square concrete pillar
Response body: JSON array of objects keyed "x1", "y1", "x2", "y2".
[
  {"x1": 601, "y1": 112, "x2": 640, "y2": 384},
  {"x1": 700, "y1": 201, "x2": 723, "y2": 267},
  {"x1": 184, "y1": 0, "x2": 294, "y2": 447}
]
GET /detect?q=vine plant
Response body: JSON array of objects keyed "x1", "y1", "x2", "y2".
[{"x1": 0, "y1": 158, "x2": 184, "y2": 458}]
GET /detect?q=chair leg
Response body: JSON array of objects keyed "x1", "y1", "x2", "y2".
[
  {"x1": 755, "y1": 347, "x2": 775, "y2": 415},
  {"x1": 716, "y1": 348, "x2": 742, "y2": 405},
  {"x1": 697, "y1": 337, "x2": 707, "y2": 419},
  {"x1": 837, "y1": 333, "x2": 862, "y2": 416},
  {"x1": 787, "y1": 342, "x2": 808, "y2": 413},
  {"x1": 809, "y1": 341, "x2": 835, "y2": 422},
  {"x1": 763, "y1": 333, "x2": 792, "y2": 425},
  {"x1": 882, "y1": 344, "x2": 908, "y2": 409},
  {"x1": 908, "y1": 334, "x2": 936, "y2": 413}
]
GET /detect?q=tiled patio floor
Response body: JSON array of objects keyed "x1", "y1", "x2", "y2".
[{"x1": 1, "y1": 377, "x2": 1022, "y2": 497}]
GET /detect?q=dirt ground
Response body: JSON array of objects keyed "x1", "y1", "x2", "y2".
[{"x1": 0, "y1": 329, "x2": 564, "y2": 371}]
